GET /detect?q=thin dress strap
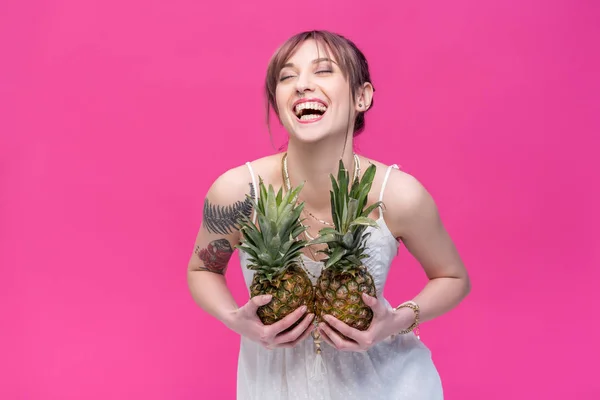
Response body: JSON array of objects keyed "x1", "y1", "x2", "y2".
[
  {"x1": 379, "y1": 164, "x2": 399, "y2": 213},
  {"x1": 245, "y1": 162, "x2": 258, "y2": 224}
]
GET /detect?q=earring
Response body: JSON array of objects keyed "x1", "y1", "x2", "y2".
[{"x1": 359, "y1": 103, "x2": 363, "y2": 107}]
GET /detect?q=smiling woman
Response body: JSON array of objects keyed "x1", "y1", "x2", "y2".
[
  {"x1": 187, "y1": 30, "x2": 470, "y2": 400},
  {"x1": 265, "y1": 31, "x2": 375, "y2": 145}
]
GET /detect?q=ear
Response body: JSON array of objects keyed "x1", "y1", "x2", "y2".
[{"x1": 354, "y1": 82, "x2": 374, "y2": 112}]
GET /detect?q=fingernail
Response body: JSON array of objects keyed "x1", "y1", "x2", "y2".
[
  {"x1": 324, "y1": 315, "x2": 331, "y2": 322},
  {"x1": 301, "y1": 305, "x2": 307, "y2": 312}
]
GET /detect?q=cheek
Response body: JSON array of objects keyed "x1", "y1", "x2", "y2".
[
  {"x1": 329, "y1": 82, "x2": 353, "y2": 108},
  {"x1": 275, "y1": 87, "x2": 289, "y2": 112}
]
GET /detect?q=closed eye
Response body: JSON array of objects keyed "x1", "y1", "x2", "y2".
[
  {"x1": 316, "y1": 70, "x2": 332, "y2": 74},
  {"x1": 279, "y1": 75, "x2": 295, "y2": 82}
]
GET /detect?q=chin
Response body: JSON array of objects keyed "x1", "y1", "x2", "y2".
[
  {"x1": 288, "y1": 127, "x2": 332, "y2": 144},
  {"x1": 285, "y1": 115, "x2": 339, "y2": 144}
]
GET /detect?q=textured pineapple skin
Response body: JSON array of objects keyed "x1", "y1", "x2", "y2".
[
  {"x1": 250, "y1": 264, "x2": 315, "y2": 328},
  {"x1": 315, "y1": 266, "x2": 377, "y2": 333}
]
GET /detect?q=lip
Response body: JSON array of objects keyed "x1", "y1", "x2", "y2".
[
  {"x1": 292, "y1": 98, "x2": 328, "y2": 124},
  {"x1": 292, "y1": 98, "x2": 328, "y2": 109}
]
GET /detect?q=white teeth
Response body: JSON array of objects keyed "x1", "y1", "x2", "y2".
[
  {"x1": 300, "y1": 114, "x2": 322, "y2": 121},
  {"x1": 294, "y1": 101, "x2": 327, "y2": 116}
]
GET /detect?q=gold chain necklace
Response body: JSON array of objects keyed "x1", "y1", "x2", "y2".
[
  {"x1": 304, "y1": 209, "x2": 332, "y2": 227},
  {"x1": 281, "y1": 152, "x2": 360, "y2": 239}
]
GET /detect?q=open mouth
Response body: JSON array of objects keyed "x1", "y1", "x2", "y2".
[{"x1": 294, "y1": 101, "x2": 327, "y2": 122}]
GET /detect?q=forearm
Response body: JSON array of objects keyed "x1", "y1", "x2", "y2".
[
  {"x1": 411, "y1": 276, "x2": 470, "y2": 323},
  {"x1": 187, "y1": 270, "x2": 239, "y2": 327},
  {"x1": 391, "y1": 276, "x2": 469, "y2": 333}
]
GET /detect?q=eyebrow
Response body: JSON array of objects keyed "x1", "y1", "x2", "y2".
[{"x1": 282, "y1": 57, "x2": 338, "y2": 68}]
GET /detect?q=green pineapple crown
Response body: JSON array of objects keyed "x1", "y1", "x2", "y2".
[
  {"x1": 310, "y1": 159, "x2": 382, "y2": 270},
  {"x1": 236, "y1": 178, "x2": 308, "y2": 282}
]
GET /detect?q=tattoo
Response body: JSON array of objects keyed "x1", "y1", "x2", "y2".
[
  {"x1": 203, "y1": 183, "x2": 255, "y2": 234},
  {"x1": 195, "y1": 239, "x2": 233, "y2": 274}
]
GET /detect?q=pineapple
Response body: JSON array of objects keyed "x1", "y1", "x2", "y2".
[
  {"x1": 310, "y1": 160, "x2": 382, "y2": 332},
  {"x1": 236, "y1": 178, "x2": 314, "y2": 328}
]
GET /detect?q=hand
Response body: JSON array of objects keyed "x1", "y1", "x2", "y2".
[
  {"x1": 317, "y1": 293, "x2": 413, "y2": 352},
  {"x1": 226, "y1": 295, "x2": 315, "y2": 349}
]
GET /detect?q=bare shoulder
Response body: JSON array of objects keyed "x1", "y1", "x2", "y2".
[
  {"x1": 386, "y1": 168, "x2": 433, "y2": 215},
  {"x1": 203, "y1": 154, "x2": 281, "y2": 222},
  {"x1": 206, "y1": 154, "x2": 280, "y2": 195},
  {"x1": 358, "y1": 157, "x2": 468, "y2": 286},
  {"x1": 206, "y1": 163, "x2": 255, "y2": 203},
  {"x1": 360, "y1": 157, "x2": 426, "y2": 204},
  {"x1": 362, "y1": 157, "x2": 438, "y2": 239}
]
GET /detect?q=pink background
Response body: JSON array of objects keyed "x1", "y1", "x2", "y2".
[{"x1": 1, "y1": 1, "x2": 598, "y2": 399}]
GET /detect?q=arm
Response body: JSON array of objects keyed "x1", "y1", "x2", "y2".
[
  {"x1": 318, "y1": 170, "x2": 470, "y2": 350},
  {"x1": 186, "y1": 167, "x2": 253, "y2": 327},
  {"x1": 186, "y1": 166, "x2": 314, "y2": 347},
  {"x1": 389, "y1": 171, "x2": 471, "y2": 328}
]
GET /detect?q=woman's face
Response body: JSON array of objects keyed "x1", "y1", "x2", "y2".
[{"x1": 275, "y1": 39, "x2": 357, "y2": 143}]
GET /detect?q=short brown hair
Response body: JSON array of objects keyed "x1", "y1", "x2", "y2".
[{"x1": 265, "y1": 30, "x2": 374, "y2": 137}]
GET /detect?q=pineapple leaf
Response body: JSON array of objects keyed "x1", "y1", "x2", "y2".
[
  {"x1": 308, "y1": 233, "x2": 337, "y2": 246},
  {"x1": 286, "y1": 240, "x2": 306, "y2": 255},
  {"x1": 345, "y1": 254, "x2": 362, "y2": 266},
  {"x1": 358, "y1": 164, "x2": 377, "y2": 193},
  {"x1": 348, "y1": 198, "x2": 359, "y2": 220},
  {"x1": 313, "y1": 160, "x2": 382, "y2": 271},
  {"x1": 342, "y1": 232, "x2": 354, "y2": 249},
  {"x1": 240, "y1": 226, "x2": 267, "y2": 254},
  {"x1": 291, "y1": 224, "x2": 307, "y2": 239},
  {"x1": 349, "y1": 173, "x2": 360, "y2": 197},
  {"x1": 356, "y1": 164, "x2": 377, "y2": 211},
  {"x1": 316, "y1": 227, "x2": 341, "y2": 236},
  {"x1": 276, "y1": 185, "x2": 283, "y2": 206},
  {"x1": 278, "y1": 204, "x2": 304, "y2": 238},
  {"x1": 329, "y1": 177, "x2": 341, "y2": 225},
  {"x1": 329, "y1": 192, "x2": 340, "y2": 230},
  {"x1": 278, "y1": 182, "x2": 301, "y2": 216},
  {"x1": 266, "y1": 184, "x2": 277, "y2": 220},
  {"x1": 257, "y1": 214, "x2": 272, "y2": 243},
  {"x1": 237, "y1": 173, "x2": 308, "y2": 278},
  {"x1": 341, "y1": 199, "x2": 348, "y2": 232},
  {"x1": 276, "y1": 187, "x2": 290, "y2": 218},
  {"x1": 269, "y1": 235, "x2": 281, "y2": 256},
  {"x1": 349, "y1": 217, "x2": 378, "y2": 228},
  {"x1": 236, "y1": 243, "x2": 260, "y2": 257},
  {"x1": 325, "y1": 247, "x2": 347, "y2": 268},
  {"x1": 258, "y1": 252, "x2": 274, "y2": 266},
  {"x1": 361, "y1": 201, "x2": 383, "y2": 218}
]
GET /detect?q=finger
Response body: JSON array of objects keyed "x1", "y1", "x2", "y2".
[
  {"x1": 249, "y1": 294, "x2": 273, "y2": 311},
  {"x1": 278, "y1": 319, "x2": 316, "y2": 348},
  {"x1": 274, "y1": 313, "x2": 315, "y2": 345},
  {"x1": 319, "y1": 322, "x2": 359, "y2": 352},
  {"x1": 317, "y1": 328, "x2": 336, "y2": 348},
  {"x1": 322, "y1": 315, "x2": 362, "y2": 342},
  {"x1": 267, "y1": 305, "x2": 308, "y2": 336},
  {"x1": 362, "y1": 293, "x2": 385, "y2": 317}
]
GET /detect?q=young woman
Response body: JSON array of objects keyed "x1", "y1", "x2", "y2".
[{"x1": 187, "y1": 30, "x2": 471, "y2": 400}]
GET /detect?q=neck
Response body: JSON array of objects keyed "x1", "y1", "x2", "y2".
[{"x1": 284, "y1": 133, "x2": 356, "y2": 210}]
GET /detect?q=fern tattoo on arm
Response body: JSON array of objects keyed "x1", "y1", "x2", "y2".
[{"x1": 203, "y1": 183, "x2": 255, "y2": 234}]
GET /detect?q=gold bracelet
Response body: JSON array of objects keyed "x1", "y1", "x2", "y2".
[{"x1": 394, "y1": 300, "x2": 420, "y2": 335}]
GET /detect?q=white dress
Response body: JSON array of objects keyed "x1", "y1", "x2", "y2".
[{"x1": 236, "y1": 162, "x2": 444, "y2": 400}]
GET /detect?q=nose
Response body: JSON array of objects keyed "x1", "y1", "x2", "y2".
[{"x1": 295, "y1": 70, "x2": 315, "y2": 95}]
